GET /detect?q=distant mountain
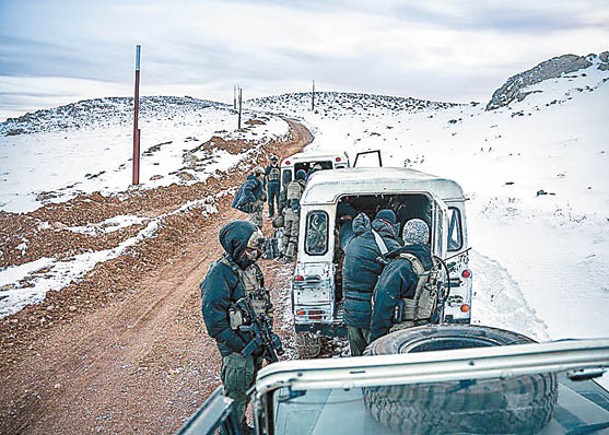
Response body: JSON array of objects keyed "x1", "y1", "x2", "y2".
[
  {"x1": 0, "y1": 96, "x2": 228, "y2": 136},
  {"x1": 246, "y1": 92, "x2": 462, "y2": 117},
  {"x1": 486, "y1": 52, "x2": 609, "y2": 110}
]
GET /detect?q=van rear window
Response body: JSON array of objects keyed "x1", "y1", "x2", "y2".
[
  {"x1": 448, "y1": 207, "x2": 463, "y2": 251},
  {"x1": 305, "y1": 211, "x2": 328, "y2": 255}
]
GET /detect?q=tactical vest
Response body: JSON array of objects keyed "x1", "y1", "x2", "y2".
[
  {"x1": 391, "y1": 253, "x2": 441, "y2": 330},
  {"x1": 268, "y1": 166, "x2": 281, "y2": 182},
  {"x1": 286, "y1": 180, "x2": 304, "y2": 201},
  {"x1": 219, "y1": 256, "x2": 271, "y2": 318}
]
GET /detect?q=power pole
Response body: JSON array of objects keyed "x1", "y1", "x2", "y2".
[
  {"x1": 238, "y1": 87, "x2": 243, "y2": 130},
  {"x1": 233, "y1": 84, "x2": 237, "y2": 110},
  {"x1": 312, "y1": 79, "x2": 315, "y2": 111},
  {"x1": 132, "y1": 45, "x2": 141, "y2": 186}
]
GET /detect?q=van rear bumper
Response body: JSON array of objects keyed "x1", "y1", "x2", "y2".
[{"x1": 295, "y1": 322, "x2": 347, "y2": 339}]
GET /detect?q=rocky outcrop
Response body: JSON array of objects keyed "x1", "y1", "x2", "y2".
[{"x1": 486, "y1": 52, "x2": 609, "y2": 110}]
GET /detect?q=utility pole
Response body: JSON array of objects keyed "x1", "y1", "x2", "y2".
[
  {"x1": 312, "y1": 79, "x2": 315, "y2": 111},
  {"x1": 233, "y1": 84, "x2": 237, "y2": 110},
  {"x1": 132, "y1": 45, "x2": 141, "y2": 186},
  {"x1": 238, "y1": 87, "x2": 243, "y2": 130}
]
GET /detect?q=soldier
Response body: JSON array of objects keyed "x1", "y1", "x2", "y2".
[
  {"x1": 231, "y1": 167, "x2": 266, "y2": 228},
  {"x1": 281, "y1": 169, "x2": 307, "y2": 262},
  {"x1": 369, "y1": 219, "x2": 436, "y2": 343},
  {"x1": 265, "y1": 154, "x2": 281, "y2": 218},
  {"x1": 341, "y1": 209, "x2": 402, "y2": 356},
  {"x1": 200, "y1": 220, "x2": 275, "y2": 434}
]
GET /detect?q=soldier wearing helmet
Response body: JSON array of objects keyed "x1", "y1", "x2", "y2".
[
  {"x1": 265, "y1": 154, "x2": 281, "y2": 218},
  {"x1": 281, "y1": 169, "x2": 307, "y2": 262},
  {"x1": 200, "y1": 221, "x2": 279, "y2": 434}
]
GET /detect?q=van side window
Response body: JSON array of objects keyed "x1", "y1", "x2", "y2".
[
  {"x1": 305, "y1": 211, "x2": 328, "y2": 255},
  {"x1": 447, "y1": 207, "x2": 463, "y2": 251}
]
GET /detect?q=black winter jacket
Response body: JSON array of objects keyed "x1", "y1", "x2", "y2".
[
  {"x1": 231, "y1": 174, "x2": 264, "y2": 213},
  {"x1": 341, "y1": 213, "x2": 402, "y2": 329},
  {"x1": 369, "y1": 244, "x2": 433, "y2": 342},
  {"x1": 200, "y1": 221, "x2": 262, "y2": 357}
]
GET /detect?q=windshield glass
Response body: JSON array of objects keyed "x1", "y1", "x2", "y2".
[{"x1": 271, "y1": 374, "x2": 609, "y2": 434}]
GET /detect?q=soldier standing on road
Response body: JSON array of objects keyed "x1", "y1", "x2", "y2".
[
  {"x1": 265, "y1": 155, "x2": 281, "y2": 218},
  {"x1": 231, "y1": 167, "x2": 266, "y2": 228},
  {"x1": 369, "y1": 219, "x2": 435, "y2": 343},
  {"x1": 200, "y1": 220, "x2": 274, "y2": 434},
  {"x1": 281, "y1": 169, "x2": 307, "y2": 262},
  {"x1": 341, "y1": 209, "x2": 402, "y2": 356}
]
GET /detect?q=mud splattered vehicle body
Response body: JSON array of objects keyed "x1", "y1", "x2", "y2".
[
  {"x1": 180, "y1": 326, "x2": 609, "y2": 435},
  {"x1": 291, "y1": 167, "x2": 472, "y2": 356}
]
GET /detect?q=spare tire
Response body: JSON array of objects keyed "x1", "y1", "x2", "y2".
[{"x1": 363, "y1": 325, "x2": 558, "y2": 434}]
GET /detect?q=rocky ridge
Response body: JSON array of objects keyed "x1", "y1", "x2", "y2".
[{"x1": 486, "y1": 51, "x2": 609, "y2": 110}]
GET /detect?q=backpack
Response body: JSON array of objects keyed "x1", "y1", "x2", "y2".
[{"x1": 392, "y1": 253, "x2": 444, "y2": 324}]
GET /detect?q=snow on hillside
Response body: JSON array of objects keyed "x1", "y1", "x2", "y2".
[
  {"x1": 246, "y1": 59, "x2": 609, "y2": 348},
  {"x1": 1, "y1": 54, "x2": 608, "y2": 391},
  {"x1": 0, "y1": 96, "x2": 289, "y2": 213}
]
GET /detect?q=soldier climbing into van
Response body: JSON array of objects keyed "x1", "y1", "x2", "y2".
[
  {"x1": 200, "y1": 220, "x2": 281, "y2": 435},
  {"x1": 231, "y1": 167, "x2": 266, "y2": 228},
  {"x1": 341, "y1": 209, "x2": 402, "y2": 356},
  {"x1": 281, "y1": 169, "x2": 307, "y2": 262},
  {"x1": 265, "y1": 154, "x2": 281, "y2": 218},
  {"x1": 369, "y1": 219, "x2": 440, "y2": 343}
]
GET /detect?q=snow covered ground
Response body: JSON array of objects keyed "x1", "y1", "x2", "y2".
[
  {"x1": 1, "y1": 56, "x2": 608, "y2": 386},
  {"x1": 247, "y1": 61, "x2": 609, "y2": 345},
  {"x1": 0, "y1": 99, "x2": 289, "y2": 317}
]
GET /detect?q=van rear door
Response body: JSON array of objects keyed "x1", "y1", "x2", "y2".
[
  {"x1": 352, "y1": 150, "x2": 382, "y2": 168},
  {"x1": 432, "y1": 197, "x2": 449, "y2": 259}
]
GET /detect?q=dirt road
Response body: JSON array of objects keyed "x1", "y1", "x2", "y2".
[{"x1": 0, "y1": 120, "x2": 313, "y2": 434}]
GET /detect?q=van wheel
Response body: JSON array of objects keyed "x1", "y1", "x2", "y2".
[
  {"x1": 363, "y1": 325, "x2": 558, "y2": 434},
  {"x1": 295, "y1": 332, "x2": 322, "y2": 359}
]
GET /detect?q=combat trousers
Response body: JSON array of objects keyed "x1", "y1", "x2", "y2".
[
  {"x1": 347, "y1": 326, "x2": 370, "y2": 356},
  {"x1": 220, "y1": 352, "x2": 262, "y2": 431},
  {"x1": 282, "y1": 209, "x2": 299, "y2": 261},
  {"x1": 267, "y1": 183, "x2": 280, "y2": 217}
]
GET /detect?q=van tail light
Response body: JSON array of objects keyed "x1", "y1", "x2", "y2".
[
  {"x1": 309, "y1": 310, "x2": 323, "y2": 320},
  {"x1": 461, "y1": 304, "x2": 470, "y2": 313},
  {"x1": 461, "y1": 269, "x2": 471, "y2": 279},
  {"x1": 335, "y1": 156, "x2": 341, "y2": 162},
  {"x1": 294, "y1": 275, "x2": 304, "y2": 282},
  {"x1": 296, "y1": 309, "x2": 305, "y2": 316}
]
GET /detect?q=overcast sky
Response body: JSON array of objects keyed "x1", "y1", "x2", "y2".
[{"x1": 1, "y1": 0, "x2": 608, "y2": 120}]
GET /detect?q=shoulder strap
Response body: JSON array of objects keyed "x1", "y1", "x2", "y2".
[
  {"x1": 371, "y1": 229, "x2": 388, "y2": 255},
  {"x1": 397, "y1": 252, "x2": 425, "y2": 274}
]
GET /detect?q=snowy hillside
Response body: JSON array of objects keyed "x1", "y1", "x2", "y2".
[
  {"x1": 0, "y1": 96, "x2": 226, "y2": 136},
  {"x1": 245, "y1": 54, "x2": 609, "y2": 347},
  {"x1": 0, "y1": 96, "x2": 290, "y2": 213},
  {"x1": 1, "y1": 52, "x2": 608, "y2": 379}
]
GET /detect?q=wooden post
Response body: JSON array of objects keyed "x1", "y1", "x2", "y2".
[
  {"x1": 312, "y1": 79, "x2": 315, "y2": 111},
  {"x1": 238, "y1": 87, "x2": 243, "y2": 130},
  {"x1": 132, "y1": 45, "x2": 141, "y2": 186}
]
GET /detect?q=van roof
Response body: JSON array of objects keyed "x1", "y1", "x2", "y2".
[
  {"x1": 301, "y1": 167, "x2": 466, "y2": 204},
  {"x1": 281, "y1": 151, "x2": 347, "y2": 164}
]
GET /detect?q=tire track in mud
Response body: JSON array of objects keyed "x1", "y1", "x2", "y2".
[{"x1": 0, "y1": 119, "x2": 312, "y2": 434}]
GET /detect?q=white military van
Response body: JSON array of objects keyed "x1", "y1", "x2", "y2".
[
  {"x1": 279, "y1": 151, "x2": 349, "y2": 189},
  {"x1": 292, "y1": 167, "x2": 472, "y2": 355}
]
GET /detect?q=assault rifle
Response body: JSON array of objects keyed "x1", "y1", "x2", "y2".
[{"x1": 235, "y1": 294, "x2": 284, "y2": 363}]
